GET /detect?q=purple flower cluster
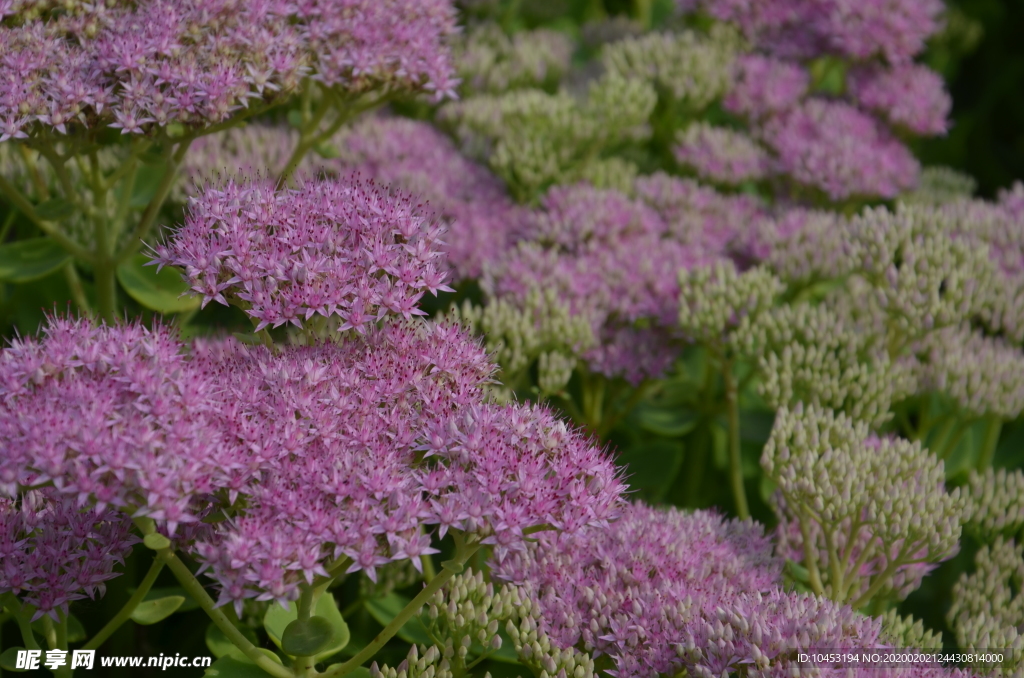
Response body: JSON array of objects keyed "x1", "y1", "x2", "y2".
[
  {"x1": 0, "y1": 318, "x2": 239, "y2": 531},
  {"x1": 189, "y1": 321, "x2": 625, "y2": 608},
  {"x1": 763, "y1": 99, "x2": 920, "y2": 200},
  {"x1": 675, "y1": 0, "x2": 947, "y2": 200},
  {"x1": 483, "y1": 181, "x2": 751, "y2": 383},
  {"x1": 0, "y1": 0, "x2": 458, "y2": 140},
  {"x1": 700, "y1": 0, "x2": 942, "y2": 64},
  {"x1": 153, "y1": 176, "x2": 452, "y2": 332},
  {"x1": 0, "y1": 489, "x2": 136, "y2": 620},
  {"x1": 495, "y1": 502, "x2": 979, "y2": 678},
  {"x1": 339, "y1": 116, "x2": 529, "y2": 281},
  {"x1": 848, "y1": 64, "x2": 951, "y2": 135}
]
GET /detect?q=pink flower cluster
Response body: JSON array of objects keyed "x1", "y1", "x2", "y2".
[
  {"x1": 676, "y1": 0, "x2": 948, "y2": 200},
  {"x1": 0, "y1": 489, "x2": 137, "y2": 620},
  {"x1": 339, "y1": 116, "x2": 530, "y2": 281},
  {"x1": 0, "y1": 318, "x2": 240, "y2": 531},
  {"x1": 484, "y1": 181, "x2": 758, "y2": 383},
  {"x1": 152, "y1": 176, "x2": 452, "y2": 332},
  {"x1": 701, "y1": 0, "x2": 943, "y2": 64},
  {"x1": 0, "y1": 0, "x2": 458, "y2": 140},
  {"x1": 763, "y1": 99, "x2": 920, "y2": 200},
  {"x1": 848, "y1": 64, "x2": 951, "y2": 136},
  {"x1": 188, "y1": 321, "x2": 625, "y2": 608},
  {"x1": 493, "y1": 503, "x2": 785, "y2": 677}
]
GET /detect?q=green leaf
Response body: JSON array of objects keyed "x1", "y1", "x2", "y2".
[
  {"x1": 365, "y1": 593, "x2": 433, "y2": 645},
  {"x1": 144, "y1": 586, "x2": 200, "y2": 612},
  {"x1": 66, "y1": 614, "x2": 87, "y2": 643},
  {"x1": 204, "y1": 656, "x2": 277, "y2": 678},
  {"x1": 206, "y1": 623, "x2": 260, "y2": 660},
  {"x1": 287, "y1": 110, "x2": 304, "y2": 129},
  {"x1": 344, "y1": 669, "x2": 371, "y2": 678},
  {"x1": 635, "y1": 406, "x2": 699, "y2": 437},
  {"x1": 314, "y1": 143, "x2": 340, "y2": 159},
  {"x1": 281, "y1": 616, "x2": 335, "y2": 657},
  {"x1": 143, "y1": 532, "x2": 172, "y2": 550},
  {"x1": 0, "y1": 238, "x2": 72, "y2": 283},
  {"x1": 130, "y1": 595, "x2": 185, "y2": 625},
  {"x1": 35, "y1": 198, "x2": 75, "y2": 221},
  {"x1": 0, "y1": 647, "x2": 28, "y2": 672},
  {"x1": 117, "y1": 254, "x2": 200, "y2": 314},
  {"x1": 129, "y1": 165, "x2": 169, "y2": 208},
  {"x1": 264, "y1": 594, "x2": 350, "y2": 660},
  {"x1": 617, "y1": 440, "x2": 685, "y2": 501},
  {"x1": 759, "y1": 473, "x2": 778, "y2": 503}
]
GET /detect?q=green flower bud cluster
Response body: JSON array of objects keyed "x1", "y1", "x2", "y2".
[
  {"x1": 577, "y1": 157, "x2": 640, "y2": 196},
  {"x1": 438, "y1": 75, "x2": 656, "y2": 201},
  {"x1": 504, "y1": 594, "x2": 597, "y2": 678},
  {"x1": 948, "y1": 538, "x2": 1024, "y2": 678},
  {"x1": 763, "y1": 405, "x2": 964, "y2": 606},
  {"x1": 848, "y1": 204, "x2": 996, "y2": 344},
  {"x1": 879, "y1": 609, "x2": 943, "y2": 651},
  {"x1": 447, "y1": 290, "x2": 595, "y2": 398},
  {"x1": 964, "y1": 468, "x2": 1024, "y2": 542},
  {"x1": 899, "y1": 166, "x2": 977, "y2": 206},
  {"x1": 601, "y1": 25, "x2": 741, "y2": 110},
  {"x1": 678, "y1": 261, "x2": 783, "y2": 347},
  {"x1": 370, "y1": 643, "x2": 457, "y2": 678},
  {"x1": 423, "y1": 569, "x2": 517, "y2": 675},
  {"x1": 734, "y1": 302, "x2": 916, "y2": 427},
  {"x1": 452, "y1": 25, "x2": 574, "y2": 94},
  {"x1": 914, "y1": 324, "x2": 1024, "y2": 420}
]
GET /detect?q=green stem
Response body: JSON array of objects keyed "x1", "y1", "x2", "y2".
[
  {"x1": 978, "y1": 415, "x2": 1003, "y2": 471},
  {"x1": 794, "y1": 507, "x2": 825, "y2": 597},
  {"x1": 131, "y1": 520, "x2": 293, "y2": 678},
  {"x1": 292, "y1": 585, "x2": 317, "y2": 677},
  {"x1": 113, "y1": 139, "x2": 193, "y2": 266},
  {"x1": 1, "y1": 594, "x2": 40, "y2": 650},
  {"x1": 82, "y1": 555, "x2": 167, "y2": 651},
  {"x1": 320, "y1": 536, "x2": 481, "y2": 678},
  {"x1": 723, "y1": 359, "x2": 749, "y2": 520},
  {"x1": 53, "y1": 614, "x2": 72, "y2": 678},
  {"x1": 63, "y1": 261, "x2": 92, "y2": 317},
  {"x1": 40, "y1": 616, "x2": 57, "y2": 652},
  {"x1": 0, "y1": 209, "x2": 16, "y2": 244},
  {"x1": 849, "y1": 550, "x2": 912, "y2": 610},
  {"x1": 0, "y1": 174, "x2": 93, "y2": 261},
  {"x1": 927, "y1": 416, "x2": 956, "y2": 459}
]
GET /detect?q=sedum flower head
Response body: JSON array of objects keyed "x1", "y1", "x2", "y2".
[
  {"x1": 0, "y1": 0, "x2": 459, "y2": 140},
  {"x1": 191, "y1": 321, "x2": 626, "y2": 607},
  {"x1": 879, "y1": 609, "x2": 943, "y2": 651},
  {"x1": 763, "y1": 98, "x2": 920, "y2": 200},
  {"x1": 493, "y1": 503, "x2": 782, "y2": 677},
  {"x1": 0, "y1": 317, "x2": 240, "y2": 531},
  {"x1": 0, "y1": 489, "x2": 137, "y2": 620},
  {"x1": 448, "y1": 289, "x2": 596, "y2": 399},
  {"x1": 763, "y1": 405, "x2": 964, "y2": 605},
  {"x1": 600, "y1": 25, "x2": 740, "y2": 110},
  {"x1": 847, "y1": 203, "x2": 996, "y2": 341},
  {"x1": 677, "y1": 261, "x2": 783, "y2": 347},
  {"x1": 900, "y1": 166, "x2": 978, "y2": 206},
  {"x1": 675, "y1": 123, "x2": 772, "y2": 185},
  {"x1": 963, "y1": 468, "x2": 1024, "y2": 543},
  {"x1": 914, "y1": 324, "x2": 1024, "y2": 420},
  {"x1": 453, "y1": 24, "x2": 573, "y2": 94},
  {"x1": 734, "y1": 302, "x2": 916, "y2": 427},
  {"x1": 337, "y1": 115, "x2": 529, "y2": 281},
  {"x1": 482, "y1": 184, "x2": 709, "y2": 384},
  {"x1": 724, "y1": 55, "x2": 809, "y2": 118},
  {"x1": 696, "y1": 0, "x2": 944, "y2": 64},
  {"x1": 152, "y1": 175, "x2": 453, "y2": 332},
  {"x1": 438, "y1": 76, "x2": 656, "y2": 202},
  {"x1": 949, "y1": 538, "x2": 1024, "y2": 678},
  {"x1": 848, "y1": 64, "x2": 951, "y2": 136},
  {"x1": 747, "y1": 208, "x2": 852, "y2": 283}
]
